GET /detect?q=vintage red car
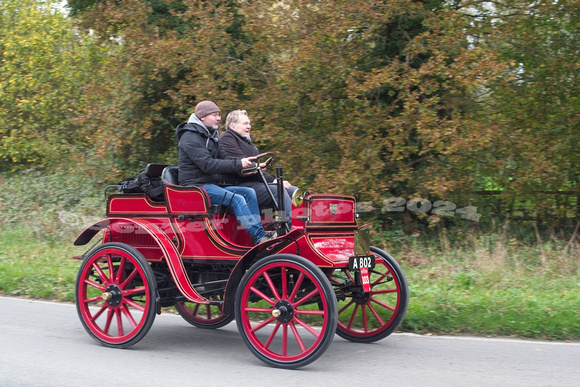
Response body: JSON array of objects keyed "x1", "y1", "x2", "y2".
[{"x1": 73, "y1": 158, "x2": 408, "y2": 368}]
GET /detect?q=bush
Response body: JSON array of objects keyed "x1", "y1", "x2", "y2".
[{"x1": 0, "y1": 170, "x2": 105, "y2": 242}]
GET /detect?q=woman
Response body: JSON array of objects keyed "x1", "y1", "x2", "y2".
[{"x1": 220, "y1": 109, "x2": 297, "y2": 227}]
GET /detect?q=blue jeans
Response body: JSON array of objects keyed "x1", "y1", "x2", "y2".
[
  {"x1": 286, "y1": 185, "x2": 299, "y2": 198},
  {"x1": 201, "y1": 184, "x2": 265, "y2": 243}
]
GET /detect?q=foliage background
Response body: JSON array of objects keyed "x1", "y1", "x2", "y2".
[{"x1": 1, "y1": 0, "x2": 578, "y2": 232}]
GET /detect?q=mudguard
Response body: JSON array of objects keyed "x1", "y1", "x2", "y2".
[
  {"x1": 74, "y1": 217, "x2": 208, "y2": 304},
  {"x1": 222, "y1": 228, "x2": 305, "y2": 315}
]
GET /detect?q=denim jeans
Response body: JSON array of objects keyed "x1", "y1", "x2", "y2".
[
  {"x1": 286, "y1": 185, "x2": 299, "y2": 198},
  {"x1": 201, "y1": 184, "x2": 265, "y2": 243}
]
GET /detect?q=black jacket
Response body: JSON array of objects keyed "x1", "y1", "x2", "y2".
[
  {"x1": 219, "y1": 129, "x2": 275, "y2": 183},
  {"x1": 176, "y1": 117, "x2": 242, "y2": 186}
]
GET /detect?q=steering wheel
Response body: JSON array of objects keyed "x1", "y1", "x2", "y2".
[{"x1": 240, "y1": 152, "x2": 274, "y2": 175}]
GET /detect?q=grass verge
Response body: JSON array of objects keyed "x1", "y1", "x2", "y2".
[
  {"x1": 378, "y1": 233, "x2": 580, "y2": 341},
  {"x1": 1, "y1": 226, "x2": 578, "y2": 340},
  {"x1": 0, "y1": 228, "x2": 83, "y2": 301}
]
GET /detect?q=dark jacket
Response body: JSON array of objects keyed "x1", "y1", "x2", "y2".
[
  {"x1": 176, "y1": 116, "x2": 242, "y2": 186},
  {"x1": 219, "y1": 129, "x2": 275, "y2": 183}
]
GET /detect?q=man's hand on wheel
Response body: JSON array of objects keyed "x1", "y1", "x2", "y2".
[
  {"x1": 240, "y1": 152, "x2": 274, "y2": 175},
  {"x1": 241, "y1": 156, "x2": 257, "y2": 169}
]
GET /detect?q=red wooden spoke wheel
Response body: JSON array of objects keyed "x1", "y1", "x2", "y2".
[
  {"x1": 235, "y1": 255, "x2": 337, "y2": 369},
  {"x1": 75, "y1": 243, "x2": 157, "y2": 348},
  {"x1": 332, "y1": 246, "x2": 408, "y2": 343},
  {"x1": 175, "y1": 296, "x2": 234, "y2": 329}
]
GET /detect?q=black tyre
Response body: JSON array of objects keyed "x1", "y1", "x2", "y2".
[
  {"x1": 332, "y1": 246, "x2": 408, "y2": 343},
  {"x1": 75, "y1": 242, "x2": 157, "y2": 348},
  {"x1": 175, "y1": 296, "x2": 234, "y2": 329}
]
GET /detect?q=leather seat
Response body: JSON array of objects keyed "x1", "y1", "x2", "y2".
[
  {"x1": 161, "y1": 165, "x2": 271, "y2": 217},
  {"x1": 161, "y1": 166, "x2": 179, "y2": 186}
]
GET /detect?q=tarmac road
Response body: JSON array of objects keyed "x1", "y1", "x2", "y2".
[{"x1": 1, "y1": 296, "x2": 579, "y2": 386}]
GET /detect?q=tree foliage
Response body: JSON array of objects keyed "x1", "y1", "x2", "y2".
[
  {"x1": 468, "y1": 0, "x2": 580, "y2": 219},
  {"x1": 0, "y1": 0, "x2": 105, "y2": 171},
  {"x1": 2, "y1": 0, "x2": 577, "y2": 226}
]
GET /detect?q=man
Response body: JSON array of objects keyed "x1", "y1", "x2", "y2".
[
  {"x1": 176, "y1": 101, "x2": 274, "y2": 244},
  {"x1": 220, "y1": 109, "x2": 297, "y2": 227}
]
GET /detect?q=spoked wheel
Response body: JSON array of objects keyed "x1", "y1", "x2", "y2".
[
  {"x1": 75, "y1": 242, "x2": 157, "y2": 348},
  {"x1": 175, "y1": 296, "x2": 233, "y2": 329},
  {"x1": 235, "y1": 254, "x2": 337, "y2": 369},
  {"x1": 331, "y1": 246, "x2": 408, "y2": 343}
]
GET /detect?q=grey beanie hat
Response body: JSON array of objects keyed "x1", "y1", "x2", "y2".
[{"x1": 194, "y1": 100, "x2": 220, "y2": 119}]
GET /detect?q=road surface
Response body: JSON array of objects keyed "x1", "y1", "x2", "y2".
[{"x1": 1, "y1": 296, "x2": 578, "y2": 386}]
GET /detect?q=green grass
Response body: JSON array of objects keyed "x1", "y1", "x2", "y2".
[
  {"x1": 377, "y1": 233, "x2": 580, "y2": 340},
  {"x1": 404, "y1": 268, "x2": 579, "y2": 340},
  {"x1": 2, "y1": 225, "x2": 578, "y2": 340},
  {"x1": 0, "y1": 228, "x2": 85, "y2": 301}
]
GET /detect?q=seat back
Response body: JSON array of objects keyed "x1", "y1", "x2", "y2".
[
  {"x1": 160, "y1": 165, "x2": 237, "y2": 216},
  {"x1": 161, "y1": 166, "x2": 211, "y2": 214},
  {"x1": 144, "y1": 163, "x2": 169, "y2": 178},
  {"x1": 161, "y1": 166, "x2": 179, "y2": 186}
]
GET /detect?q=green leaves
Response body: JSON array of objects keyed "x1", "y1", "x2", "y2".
[
  {"x1": 0, "y1": 0, "x2": 102, "y2": 171},
  {"x1": 1, "y1": 0, "x2": 576, "y2": 227}
]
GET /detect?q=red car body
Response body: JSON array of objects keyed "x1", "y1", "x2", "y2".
[{"x1": 73, "y1": 164, "x2": 408, "y2": 368}]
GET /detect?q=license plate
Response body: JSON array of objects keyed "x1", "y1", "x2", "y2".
[{"x1": 348, "y1": 255, "x2": 375, "y2": 271}]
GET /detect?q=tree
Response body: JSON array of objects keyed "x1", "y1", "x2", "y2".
[
  {"x1": 0, "y1": 0, "x2": 103, "y2": 172},
  {"x1": 447, "y1": 0, "x2": 580, "y2": 223},
  {"x1": 66, "y1": 0, "x2": 578, "y2": 226},
  {"x1": 498, "y1": 1, "x2": 578, "y2": 216}
]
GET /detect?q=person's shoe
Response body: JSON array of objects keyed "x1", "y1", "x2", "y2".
[{"x1": 257, "y1": 231, "x2": 277, "y2": 244}]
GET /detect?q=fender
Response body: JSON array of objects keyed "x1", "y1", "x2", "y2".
[
  {"x1": 222, "y1": 228, "x2": 304, "y2": 315},
  {"x1": 74, "y1": 217, "x2": 208, "y2": 304},
  {"x1": 74, "y1": 218, "x2": 112, "y2": 246}
]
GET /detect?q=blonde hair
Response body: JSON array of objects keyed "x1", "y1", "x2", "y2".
[{"x1": 225, "y1": 110, "x2": 248, "y2": 130}]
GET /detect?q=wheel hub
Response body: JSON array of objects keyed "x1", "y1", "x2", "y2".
[
  {"x1": 271, "y1": 300, "x2": 294, "y2": 323},
  {"x1": 352, "y1": 290, "x2": 370, "y2": 305},
  {"x1": 102, "y1": 284, "x2": 122, "y2": 307}
]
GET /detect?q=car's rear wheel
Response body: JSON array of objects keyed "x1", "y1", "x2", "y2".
[
  {"x1": 175, "y1": 296, "x2": 233, "y2": 329},
  {"x1": 75, "y1": 242, "x2": 157, "y2": 348}
]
